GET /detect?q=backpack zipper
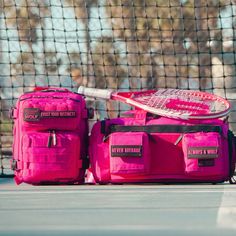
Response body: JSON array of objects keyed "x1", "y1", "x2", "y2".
[
  {"x1": 20, "y1": 96, "x2": 81, "y2": 102},
  {"x1": 47, "y1": 130, "x2": 57, "y2": 147},
  {"x1": 52, "y1": 130, "x2": 57, "y2": 146}
]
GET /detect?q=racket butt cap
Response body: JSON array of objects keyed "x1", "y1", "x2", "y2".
[
  {"x1": 78, "y1": 86, "x2": 85, "y2": 95},
  {"x1": 78, "y1": 86, "x2": 113, "y2": 99}
]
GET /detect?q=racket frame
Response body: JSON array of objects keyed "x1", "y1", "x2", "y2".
[{"x1": 78, "y1": 86, "x2": 231, "y2": 120}]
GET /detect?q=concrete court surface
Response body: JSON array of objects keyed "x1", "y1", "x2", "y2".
[{"x1": 1, "y1": 178, "x2": 236, "y2": 236}]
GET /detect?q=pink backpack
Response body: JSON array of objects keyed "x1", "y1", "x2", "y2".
[
  {"x1": 11, "y1": 88, "x2": 89, "y2": 185},
  {"x1": 88, "y1": 110, "x2": 236, "y2": 184}
]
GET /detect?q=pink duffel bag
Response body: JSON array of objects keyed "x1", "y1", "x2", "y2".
[
  {"x1": 11, "y1": 88, "x2": 89, "y2": 185},
  {"x1": 88, "y1": 110, "x2": 236, "y2": 184}
]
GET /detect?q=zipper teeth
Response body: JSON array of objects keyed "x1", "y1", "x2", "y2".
[
  {"x1": 19, "y1": 97, "x2": 33, "y2": 101},
  {"x1": 20, "y1": 96, "x2": 81, "y2": 102}
]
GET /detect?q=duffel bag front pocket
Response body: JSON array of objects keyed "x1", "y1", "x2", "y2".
[
  {"x1": 21, "y1": 131, "x2": 81, "y2": 183},
  {"x1": 182, "y1": 132, "x2": 224, "y2": 177},
  {"x1": 109, "y1": 132, "x2": 150, "y2": 175}
]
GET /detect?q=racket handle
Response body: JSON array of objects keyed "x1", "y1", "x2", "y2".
[{"x1": 78, "y1": 86, "x2": 113, "y2": 99}]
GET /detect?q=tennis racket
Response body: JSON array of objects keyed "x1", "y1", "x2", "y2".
[{"x1": 78, "y1": 86, "x2": 231, "y2": 120}]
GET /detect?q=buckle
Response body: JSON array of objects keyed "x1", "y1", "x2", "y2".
[
  {"x1": 87, "y1": 107, "x2": 94, "y2": 119},
  {"x1": 9, "y1": 107, "x2": 17, "y2": 119},
  {"x1": 82, "y1": 158, "x2": 90, "y2": 169},
  {"x1": 11, "y1": 160, "x2": 17, "y2": 171}
]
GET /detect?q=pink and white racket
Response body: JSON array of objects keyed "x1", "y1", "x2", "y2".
[{"x1": 78, "y1": 86, "x2": 231, "y2": 120}]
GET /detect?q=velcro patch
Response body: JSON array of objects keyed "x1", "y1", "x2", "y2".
[
  {"x1": 187, "y1": 146, "x2": 218, "y2": 159},
  {"x1": 111, "y1": 145, "x2": 142, "y2": 157},
  {"x1": 24, "y1": 108, "x2": 76, "y2": 121}
]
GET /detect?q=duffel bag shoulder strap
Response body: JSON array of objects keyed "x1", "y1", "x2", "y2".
[{"x1": 110, "y1": 124, "x2": 222, "y2": 134}]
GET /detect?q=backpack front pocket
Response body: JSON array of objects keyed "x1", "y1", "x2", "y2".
[
  {"x1": 21, "y1": 98, "x2": 81, "y2": 131},
  {"x1": 182, "y1": 132, "x2": 224, "y2": 177},
  {"x1": 21, "y1": 131, "x2": 81, "y2": 183},
  {"x1": 109, "y1": 132, "x2": 150, "y2": 175}
]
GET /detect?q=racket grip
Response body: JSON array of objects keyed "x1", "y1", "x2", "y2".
[{"x1": 78, "y1": 86, "x2": 113, "y2": 99}]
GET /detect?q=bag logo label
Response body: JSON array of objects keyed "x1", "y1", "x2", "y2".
[
  {"x1": 24, "y1": 108, "x2": 76, "y2": 121},
  {"x1": 198, "y1": 159, "x2": 215, "y2": 167},
  {"x1": 187, "y1": 146, "x2": 218, "y2": 159},
  {"x1": 111, "y1": 145, "x2": 142, "y2": 157},
  {"x1": 23, "y1": 108, "x2": 41, "y2": 121}
]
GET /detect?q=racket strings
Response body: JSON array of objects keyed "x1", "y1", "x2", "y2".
[
  {"x1": 134, "y1": 89, "x2": 229, "y2": 116},
  {"x1": 150, "y1": 90, "x2": 208, "y2": 114}
]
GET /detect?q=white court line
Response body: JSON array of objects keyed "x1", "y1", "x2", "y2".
[
  {"x1": 1, "y1": 189, "x2": 236, "y2": 195},
  {"x1": 217, "y1": 186, "x2": 236, "y2": 229},
  {"x1": 0, "y1": 224, "x2": 191, "y2": 232}
]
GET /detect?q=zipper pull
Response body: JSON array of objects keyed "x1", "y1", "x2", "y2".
[
  {"x1": 174, "y1": 134, "x2": 183, "y2": 145},
  {"x1": 47, "y1": 131, "x2": 53, "y2": 148},
  {"x1": 52, "y1": 130, "x2": 57, "y2": 146}
]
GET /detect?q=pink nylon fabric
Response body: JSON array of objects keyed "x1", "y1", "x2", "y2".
[
  {"x1": 12, "y1": 88, "x2": 88, "y2": 185},
  {"x1": 89, "y1": 111, "x2": 234, "y2": 184}
]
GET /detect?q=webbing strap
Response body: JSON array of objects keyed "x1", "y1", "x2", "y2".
[
  {"x1": 10, "y1": 107, "x2": 18, "y2": 119},
  {"x1": 110, "y1": 124, "x2": 222, "y2": 134},
  {"x1": 228, "y1": 130, "x2": 236, "y2": 184}
]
